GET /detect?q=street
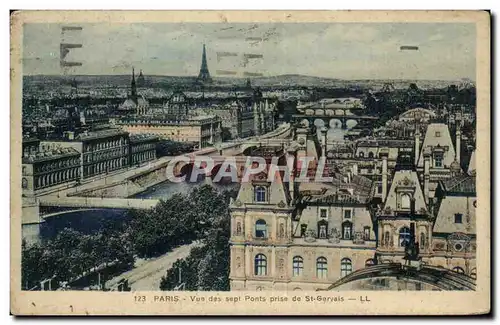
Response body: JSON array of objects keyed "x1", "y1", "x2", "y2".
[{"x1": 105, "y1": 241, "x2": 202, "y2": 291}]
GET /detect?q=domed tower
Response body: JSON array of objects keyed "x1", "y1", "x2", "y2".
[
  {"x1": 450, "y1": 160, "x2": 462, "y2": 177},
  {"x1": 137, "y1": 69, "x2": 145, "y2": 88}
]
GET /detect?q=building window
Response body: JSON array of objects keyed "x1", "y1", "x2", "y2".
[
  {"x1": 344, "y1": 210, "x2": 352, "y2": 219},
  {"x1": 320, "y1": 209, "x2": 327, "y2": 218},
  {"x1": 341, "y1": 258, "x2": 352, "y2": 277},
  {"x1": 292, "y1": 256, "x2": 304, "y2": 277},
  {"x1": 255, "y1": 219, "x2": 267, "y2": 238},
  {"x1": 300, "y1": 224, "x2": 307, "y2": 237},
  {"x1": 319, "y1": 225, "x2": 327, "y2": 238},
  {"x1": 254, "y1": 254, "x2": 267, "y2": 276},
  {"x1": 454, "y1": 243, "x2": 464, "y2": 251},
  {"x1": 384, "y1": 231, "x2": 391, "y2": 246},
  {"x1": 365, "y1": 259, "x2": 375, "y2": 267},
  {"x1": 377, "y1": 185, "x2": 383, "y2": 194},
  {"x1": 434, "y1": 153, "x2": 443, "y2": 168},
  {"x1": 22, "y1": 178, "x2": 28, "y2": 189},
  {"x1": 317, "y1": 220, "x2": 328, "y2": 239},
  {"x1": 453, "y1": 266, "x2": 465, "y2": 274},
  {"x1": 401, "y1": 194, "x2": 411, "y2": 209},
  {"x1": 254, "y1": 186, "x2": 267, "y2": 202},
  {"x1": 454, "y1": 213, "x2": 463, "y2": 224},
  {"x1": 420, "y1": 232, "x2": 426, "y2": 248},
  {"x1": 435, "y1": 131, "x2": 441, "y2": 137},
  {"x1": 359, "y1": 151, "x2": 364, "y2": 158},
  {"x1": 399, "y1": 227, "x2": 411, "y2": 247},
  {"x1": 342, "y1": 221, "x2": 352, "y2": 240},
  {"x1": 363, "y1": 226, "x2": 371, "y2": 240},
  {"x1": 236, "y1": 221, "x2": 242, "y2": 236},
  {"x1": 316, "y1": 257, "x2": 328, "y2": 279},
  {"x1": 368, "y1": 152, "x2": 374, "y2": 159}
]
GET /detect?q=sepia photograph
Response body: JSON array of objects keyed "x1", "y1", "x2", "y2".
[{"x1": 10, "y1": 10, "x2": 491, "y2": 315}]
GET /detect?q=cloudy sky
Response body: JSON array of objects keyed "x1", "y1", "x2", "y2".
[{"x1": 22, "y1": 22, "x2": 475, "y2": 80}]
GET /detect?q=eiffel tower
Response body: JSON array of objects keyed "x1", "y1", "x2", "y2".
[{"x1": 197, "y1": 44, "x2": 212, "y2": 84}]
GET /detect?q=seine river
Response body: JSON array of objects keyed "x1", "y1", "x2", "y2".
[{"x1": 38, "y1": 179, "x2": 239, "y2": 241}]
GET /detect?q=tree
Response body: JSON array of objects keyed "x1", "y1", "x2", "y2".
[
  {"x1": 159, "y1": 185, "x2": 232, "y2": 291},
  {"x1": 221, "y1": 127, "x2": 232, "y2": 141},
  {"x1": 362, "y1": 92, "x2": 378, "y2": 115},
  {"x1": 21, "y1": 240, "x2": 46, "y2": 289}
]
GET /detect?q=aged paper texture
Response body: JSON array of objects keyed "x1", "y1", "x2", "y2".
[{"x1": 10, "y1": 10, "x2": 490, "y2": 315}]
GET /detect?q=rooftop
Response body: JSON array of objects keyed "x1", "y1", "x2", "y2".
[
  {"x1": 129, "y1": 133, "x2": 160, "y2": 143},
  {"x1": 357, "y1": 139, "x2": 415, "y2": 148},
  {"x1": 23, "y1": 146, "x2": 80, "y2": 164},
  {"x1": 76, "y1": 128, "x2": 128, "y2": 141},
  {"x1": 298, "y1": 172, "x2": 373, "y2": 204},
  {"x1": 440, "y1": 174, "x2": 476, "y2": 195}
]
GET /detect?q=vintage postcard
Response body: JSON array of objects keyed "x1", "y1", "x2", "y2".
[{"x1": 10, "y1": 10, "x2": 490, "y2": 315}]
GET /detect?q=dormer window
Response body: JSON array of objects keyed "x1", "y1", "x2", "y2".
[
  {"x1": 342, "y1": 221, "x2": 352, "y2": 240},
  {"x1": 434, "y1": 153, "x2": 443, "y2": 168},
  {"x1": 400, "y1": 193, "x2": 411, "y2": 210},
  {"x1": 300, "y1": 224, "x2": 307, "y2": 237},
  {"x1": 318, "y1": 220, "x2": 328, "y2": 239},
  {"x1": 254, "y1": 186, "x2": 267, "y2": 202}
]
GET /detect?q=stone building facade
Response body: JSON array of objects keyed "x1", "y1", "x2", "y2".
[
  {"x1": 22, "y1": 142, "x2": 81, "y2": 196},
  {"x1": 42, "y1": 128, "x2": 130, "y2": 180},
  {"x1": 229, "y1": 147, "x2": 377, "y2": 291},
  {"x1": 129, "y1": 134, "x2": 159, "y2": 166},
  {"x1": 117, "y1": 115, "x2": 221, "y2": 149},
  {"x1": 229, "y1": 121, "x2": 476, "y2": 291}
]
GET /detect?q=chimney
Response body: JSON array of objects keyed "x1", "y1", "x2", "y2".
[
  {"x1": 423, "y1": 148, "x2": 431, "y2": 204},
  {"x1": 380, "y1": 150, "x2": 389, "y2": 202},
  {"x1": 287, "y1": 150, "x2": 295, "y2": 200},
  {"x1": 352, "y1": 163, "x2": 358, "y2": 176},
  {"x1": 289, "y1": 173, "x2": 295, "y2": 200},
  {"x1": 414, "y1": 131, "x2": 420, "y2": 166},
  {"x1": 320, "y1": 127, "x2": 328, "y2": 157},
  {"x1": 456, "y1": 127, "x2": 461, "y2": 165}
]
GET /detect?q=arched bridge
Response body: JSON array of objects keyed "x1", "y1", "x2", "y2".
[
  {"x1": 292, "y1": 113, "x2": 378, "y2": 130},
  {"x1": 319, "y1": 263, "x2": 476, "y2": 291}
]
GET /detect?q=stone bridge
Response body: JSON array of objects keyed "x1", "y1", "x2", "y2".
[
  {"x1": 292, "y1": 113, "x2": 378, "y2": 130},
  {"x1": 39, "y1": 197, "x2": 159, "y2": 216},
  {"x1": 319, "y1": 263, "x2": 476, "y2": 291}
]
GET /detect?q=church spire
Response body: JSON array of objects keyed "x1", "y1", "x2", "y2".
[
  {"x1": 197, "y1": 44, "x2": 212, "y2": 83},
  {"x1": 131, "y1": 67, "x2": 137, "y2": 99}
]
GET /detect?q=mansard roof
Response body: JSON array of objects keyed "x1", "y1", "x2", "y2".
[
  {"x1": 298, "y1": 173, "x2": 373, "y2": 205},
  {"x1": 232, "y1": 159, "x2": 291, "y2": 208},
  {"x1": 417, "y1": 123, "x2": 456, "y2": 168},
  {"x1": 439, "y1": 174, "x2": 476, "y2": 195},
  {"x1": 382, "y1": 169, "x2": 428, "y2": 215}
]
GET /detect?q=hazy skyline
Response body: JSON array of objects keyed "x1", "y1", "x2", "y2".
[{"x1": 23, "y1": 22, "x2": 476, "y2": 81}]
